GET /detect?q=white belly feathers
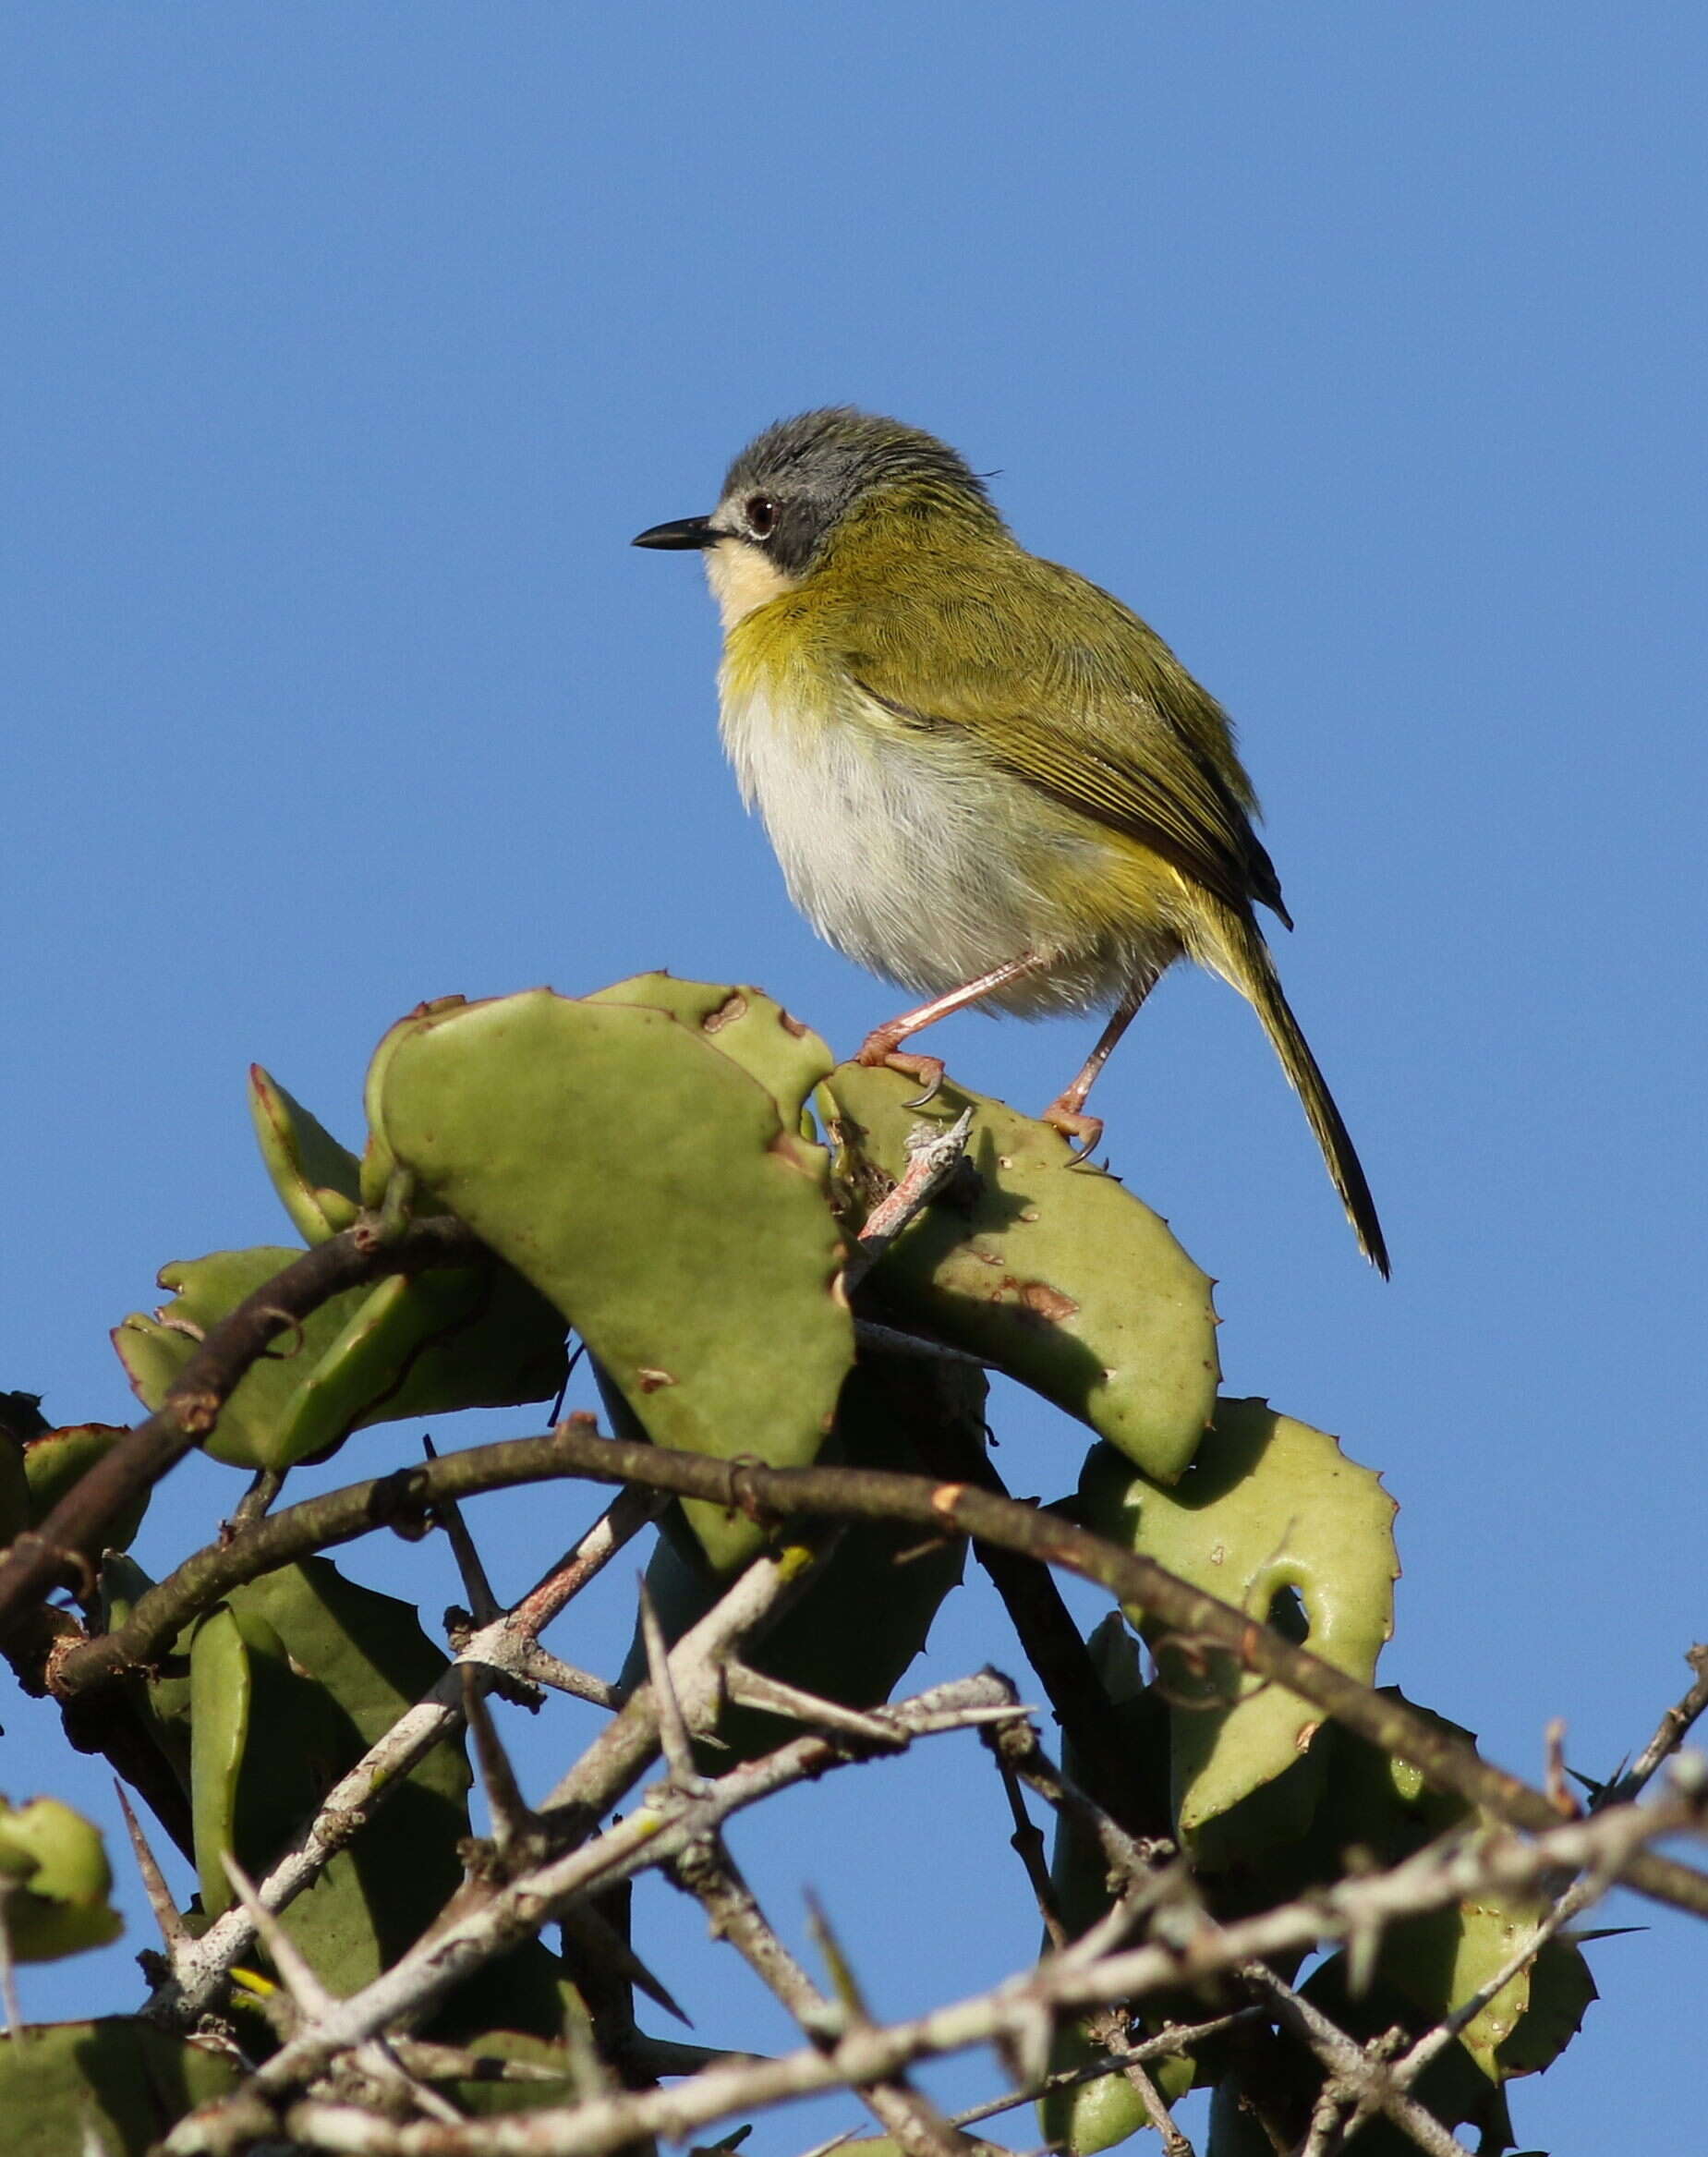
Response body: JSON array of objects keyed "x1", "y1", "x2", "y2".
[{"x1": 717, "y1": 674, "x2": 1147, "y2": 1014}]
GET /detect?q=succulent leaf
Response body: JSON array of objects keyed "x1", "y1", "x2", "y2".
[
  {"x1": 188, "y1": 1559, "x2": 470, "y2": 1997},
  {"x1": 0, "y1": 1797, "x2": 124, "y2": 1963},
  {"x1": 0, "y1": 2018, "x2": 240, "y2": 2153},
  {"x1": 20, "y1": 1423, "x2": 150, "y2": 1548},
  {"x1": 819, "y1": 1064, "x2": 1218, "y2": 1482},
  {"x1": 113, "y1": 1242, "x2": 565, "y2": 1471},
  {"x1": 369, "y1": 986, "x2": 853, "y2": 1567},
  {"x1": 248, "y1": 1065, "x2": 364, "y2": 1243},
  {"x1": 1078, "y1": 1398, "x2": 1398, "y2": 1846}
]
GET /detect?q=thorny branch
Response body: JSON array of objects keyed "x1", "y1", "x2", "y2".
[
  {"x1": 164, "y1": 1676, "x2": 1027, "y2": 2151},
  {"x1": 325, "y1": 1421, "x2": 1708, "y2": 1925},
  {"x1": 10, "y1": 1173, "x2": 1706, "y2": 2153},
  {"x1": 670, "y1": 1831, "x2": 972, "y2": 2157},
  {"x1": 0, "y1": 1214, "x2": 485, "y2": 1636},
  {"x1": 164, "y1": 1765, "x2": 1704, "y2": 2154},
  {"x1": 150, "y1": 1485, "x2": 662, "y2": 2026},
  {"x1": 52, "y1": 1428, "x2": 660, "y2": 1695},
  {"x1": 19, "y1": 1183, "x2": 1705, "y2": 1916},
  {"x1": 1609, "y1": 1642, "x2": 1708, "y2": 1805},
  {"x1": 44, "y1": 1411, "x2": 1708, "y2": 1924}
]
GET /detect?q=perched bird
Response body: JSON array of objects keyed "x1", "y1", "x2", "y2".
[{"x1": 634, "y1": 408, "x2": 1387, "y2": 1274}]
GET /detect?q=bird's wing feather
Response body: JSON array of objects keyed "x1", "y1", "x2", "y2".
[{"x1": 842, "y1": 553, "x2": 1290, "y2": 924}]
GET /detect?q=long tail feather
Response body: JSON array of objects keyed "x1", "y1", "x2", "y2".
[{"x1": 1217, "y1": 915, "x2": 1390, "y2": 1275}]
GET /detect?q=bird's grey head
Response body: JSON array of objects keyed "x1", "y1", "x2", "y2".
[
  {"x1": 633, "y1": 409, "x2": 997, "y2": 624},
  {"x1": 715, "y1": 408, "x2": 993, "y2": 575}
]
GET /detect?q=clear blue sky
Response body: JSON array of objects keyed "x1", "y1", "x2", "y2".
[{"x1": 5, "y1": 9, "x2": 1704, "y2": 2149}]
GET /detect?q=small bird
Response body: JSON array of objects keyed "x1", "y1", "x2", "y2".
[{"x1": 634, "y1": 409, "x2": 1387, "y2": 1274}]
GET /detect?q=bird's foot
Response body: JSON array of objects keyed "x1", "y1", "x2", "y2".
[
  {"x1": 854, "y1": 1031, "x2": 946, "y2": 1109},
  {"x1": 1041, "y1": 1097, "x2": 1105, "y2": 1159}
]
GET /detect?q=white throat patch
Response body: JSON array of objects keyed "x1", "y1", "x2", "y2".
[{"x1": 703, "y1": 538, "x2": 800, "y2": 630}]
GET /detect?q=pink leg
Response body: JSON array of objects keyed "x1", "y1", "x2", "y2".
[
  {"x1": 857, "y1": 954, "x2": 1054, "y2": 1102},
  {"x1": 1042, "y1": 970, "x2": 1160, "y2": 1153}
]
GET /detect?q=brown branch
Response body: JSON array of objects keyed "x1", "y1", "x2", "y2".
[
  {"x1": 671, "y1": 1833, "x2": 973, "y2": 2157},
  {"x1": 1609, "y1": 1642, "x2": 1708, "y2": 1805},
  {"x1": 0, "y1": 1215, "x2": 484, "y2": 1641},
  {"x1": 55, "y1": 1418, "x2": 636, "y2": 1694},
  {"x1": 350, "y1": 1423, "x2": 1708, "y2": 1923},
  {"x1": 153, "y1": 1487, "x2": 658, "y2": 2027},
  {"x1": 65, "y1": 1413, "x2": 1708, "y2": 1924},
  {"x1": 175, "y1": 1784, "x2": 1700, "y2": 2156}
]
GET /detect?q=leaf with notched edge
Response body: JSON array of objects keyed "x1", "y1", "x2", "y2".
[{"x1": 820, "y1": 1063, "x2": 1218, "y2": 1484}]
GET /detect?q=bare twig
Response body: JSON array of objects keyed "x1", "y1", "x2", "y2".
[
  {"x1": 1607, "y1": 1643, "x2": 1708, "y2": 1805},
  {"x1": 638, "y1": 1576, "x2": 707, "y2": 1790},
  {"x1": 540, "y1": 1535, "x2": 824, "y2": 1822},
  {"x1": 164, "y1": 1729, "x2": 1701, "y2": 2154},
  {"x1": 992, "y1": 1752, "x2": 1068, "y2": 1952},
  {"x1": 151, "y1": 1487, "x2": 658, "y2": 2027},
  {"x1": 460, "y1": 1671, "x2": 535, "y2": 1851},
  {"x1": 510, "y1": 1644, "x2": 620, "y2": 1708},
  {"x1": 0, "y1": 1215, "x2": 485, "y2": 1639},
  {"x1": 1096, "y1": 2016, "x2": 1195, "y2": 2157},
  {"x1": 842, "y1": 1109, "x2": 975, "y2": 1292},
  {"x1": 114, "y1": 1780, "x2": 188, "y2": 1952},
  {"x1": 722, "y1": 1661, "x2": 910, "y2": 1746},
  {"x1": 424, "y1": 1436, "x2": 502, "y2": 1624},
  {"x1": 983, "y1": 1696, "x2": 1171, "y2": 1892},
  {"x1": 672, "y1": 1833, "x2": 969, "y2": 2157},
  {"x1": 1238, "y1": 1962, "x2": 1469, "y2": 2157},
  {"x1": 943, "y1": 2010, "x2": 1260, "y2": 2130}
]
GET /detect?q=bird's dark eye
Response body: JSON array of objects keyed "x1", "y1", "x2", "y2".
[{"x1": 745, "y1": 493, "x2": 777, "y2": 539}]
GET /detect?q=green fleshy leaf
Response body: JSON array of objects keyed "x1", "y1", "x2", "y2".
[
  {"x1": 1496, "y1": 1936, "x2": 1597, "y2": 2078},
  {"x1": 100, "y1": 1552, "x2": 195, "y2": 1810},
  {"x1": 113, "y1": 1242, "x2": 565, "y2": 1471},
  {"x1": 1384, "y1": 1896, "x2": 1542, "y2": 2078},
  {"x1": 0, "y1": 1798, "x2": 124, "y2": 1962},
  {"x1": 587, "y1": 973, "x2": 835, "y2": 1127},
  {"x1": 1375, "y1": 1897, "x2": 1594, "y2": 2086},
  {"x1": 818, "y1": 1064, "x2": 1218, "y2": 1483},
  {"x1": 1041, "y1": 2017, "x2": 1197, "y2": 2155},
  {"x1": 1077, "y1": 1398, "x2": 1397, "y2": 1847},
  {"x1": 369, "y1": 986, "x2": 854, "y2": 1567},
  {"x1": 248, "y1": 1065, "x2": 363, "y2": 1243},
  {"x1": 20, "y1": 1424, "x2": 150, "y2": 1549},
  {"x1": 0, "y1": 2018, "x2": 241, "y2": 2154},
  {"x1": 188, "y1": 1559, "x2": 471, "y2": 1998}
]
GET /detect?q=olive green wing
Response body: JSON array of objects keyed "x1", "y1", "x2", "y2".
[{"x1": 845, "y1": 558, "x2": 1290, "y2": 925}]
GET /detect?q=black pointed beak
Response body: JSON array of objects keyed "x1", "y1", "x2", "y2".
[{"x1": 631, "y1": 515, "x2": 720, "y2": 551}]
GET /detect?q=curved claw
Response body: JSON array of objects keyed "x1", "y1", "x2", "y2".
[
  {"x1": 1042, "y1": 1100, "x2": 1105, "y2": 1160},
  {"x1": 868, "y1": 1050, "x2": 945, "y2": 1107},
  {"x1": 904, "y1": 1063, "x2": 946, "y2": 1110}
]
